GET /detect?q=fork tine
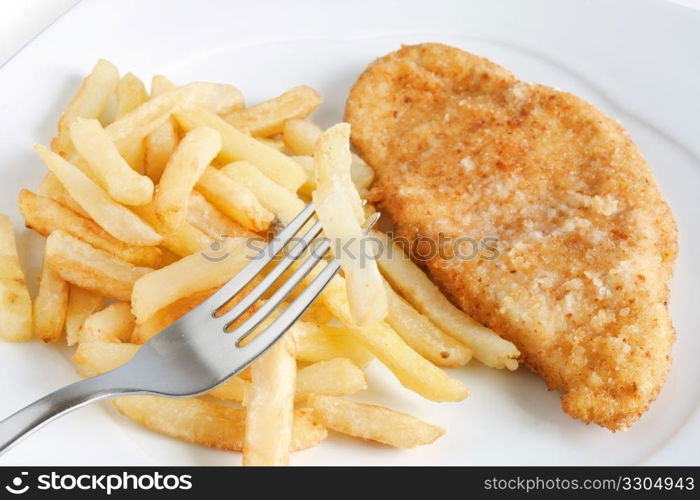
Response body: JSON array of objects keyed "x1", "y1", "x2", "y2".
[
  {"x1": 237, "y1": 258, "x2": 341, "y2": 355},
  {"x1": 228, "y1": 211, "x2": 382, "y2": 341},
  {"x1": 215, "y1": 219, "x2": 323, "y2": 321},
  {"x1": 208, "y1": 202, "x2": 316, "y2": 314},
  {"x1": 225, "y1": 235, "x2": 331, "y2": 334}
]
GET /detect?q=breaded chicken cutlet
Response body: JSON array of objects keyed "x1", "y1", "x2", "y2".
[{"x1": 345, "y1": 43, "x2": 678, "y2": 431}]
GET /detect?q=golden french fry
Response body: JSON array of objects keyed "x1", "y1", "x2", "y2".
[
  {"x1": 186, "y1": 191, "x2": 256, "y2": 240},
  {"x1": 385, "y1": 283, "x2": 472, "y2": 367},
  {"x1": 131, "y1": 202, "x2": 213, "y2": 257},
  {"x1": 130, "y1": 237, "x2": 255, "y2": 322},
  {"x1": 372, "y1": 230, "x2": 520, "y2": 370},
  {"x1": 312, "y1": 123, "x2": 386, "y2": 325},
  {"x1": 19, "y1": 190, "x2": 161, "y2": 267},
  {"x1": 0, "y1": 215, "x2": 33, "y2": 342},
  {"x1": 78, "y1": 302, "x2": 134, "y2": 344},
  {"x1": 195, "y1": 166, "x2": 273, "y2": 232},
  {"x1": 113, "y1": 396, "x2": 326, "y2": 453},
  {"x1": 315, "y1": 273, "x2": 468, "y2": 402},
  {"x1": 154, "y1": 127, "x2": 221, "y2": 234},
  {"x1": 53, "y1": 59, "x2": 120, "y2": 157},
  {"x1": 115, "y1": 73, "x2": 149, "y2": 172},
  {"x1": 307, "y1": 395, "x2": 445, "y2": 448},
  {"x1": 115, "y1": 72, "x2": 148, "y2": 119},
  {"x1": 144, "y1": 76, "x2": 180, "y2": 183},
  {"x1": 209, "y1": 358, "x2": 366, "y2": 403},
  {"x1": 131, "y1": 288, "x2": 215, "y2": 344},
  {"x1": 45, "y1": 231, "x2": 152, "y2": 301},
  {"x1": 35, "y1": 145, "x2": 162, "y2": 246},
  {"x1": 300, "y1": 300, "x2": 334, "y2": 324},
  {"x1": 70, "y1": 118, "x2": 154, "y2": 205},
  {"x1": 223, "y1": 86, "x2": 322, "y2": 137},
  {"x1": 208, "y1": 376, "x2": 250, "y2": 402},
  {"x1": 178, "y1": 82, "x2": 245, "y2": 115},
  {"x1": 256, "y1": 137, "x2": 286, "y2": 151},
  {"x1": 156, "y1": 247, "x2": 181, "y2": 267},
  {"x1": 72, "y1": 341, "x2": 139, "y2": 378},
  {"x1": 33, "y1": 262, "x2": 69, "y2": 343},
  {"x1": 175, "y1": 107, "x2": 306, "y2": 191},
  {"x1": 295, "y1": 358, "x2": 367, "y2": 401},
  {"x1": 105, "y1": 82, "x2": 242, "y2": 163},
  {"x1": 282, "y1": 119, "x2": 320, "y2": 155},
  {"x1": 283, "y1": 119, "x2": 375, "y2": 193},
  {"x1": 243, "y1": 334, "x2": 296, "y2": 466},
  {"x1": 290, "y1": 321, "x2": 373, "y2": 367},
  {"x1": 104, "y1": 87, "x2": 179, "y2": 158},
  {"x1": 37, "y1": 173, "x2": 90, "y2": 217},
  {"x1": 313, "y1": 123, "x2": 364, "y2": 222},
  {"x1": 64, "y1": 286, "x2": 103, "y2": 346},
  {"x1": 220, "y1": 161, "x2": 305, "y2": 223}
]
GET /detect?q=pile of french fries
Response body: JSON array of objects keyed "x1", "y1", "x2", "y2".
[{"x1": 0, "y1": 59, "x2": 520, "y2": 465}]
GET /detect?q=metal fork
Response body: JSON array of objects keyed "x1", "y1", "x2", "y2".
[{"x1": 0, "y1": 203, "x2": 378, "y2": 456}]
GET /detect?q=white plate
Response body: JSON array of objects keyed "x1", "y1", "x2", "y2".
[{"x1": 0, "y1": 0, "x2": 699, "y2": 466}]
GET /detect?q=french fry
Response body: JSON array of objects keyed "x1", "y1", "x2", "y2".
[
  {"x1": 195, "y1": 166, "x2": 273, "y2": 232},
  {"x1": 115, "y1": 73, "x2": 148, "y2": 120},
  {"x1": 315, "y1": 273, "x2": 468, "y2": 402},
  {"x1": 156, "y1": 247, "x2": 181, "y2": 267},
  {"x1": 115, "y1": 73, "x2": 149, "y2": 172},
  {"x1": 19, "y1": 190, "x2": 161, "y2": 267},
  {"x1": 70, "y1": 118, "x2": 154, "y2": 205},
  {"x1": 72, "y1": 341, "x2": 139, "y2": 378},
  {"x1": 372, "y1": 230, "x2": 520, "y2": 370},
  {"x1": 113, "y1": 397, "x2": 326, "y2": 452},
  {"x1": 45, "y1": 231, "x2": 152, "y2": 301},
  {"x1": 178, "y1": 82, "x2": 245, "y2": 115},
  {"x1": 64, "y1": 286, "x2": 103, "y2": 346},
  {"x1": 243, "y1": 334, "x2": 296, "y2": 466},
  {"x1": 385, "y1": 283, "x2": 472, "y2": 367},
  {"x1": 313, "y1": 123, "x2": 364, "y2": 223},
  {"x1": 209, "y1": 358, "x2": 366, "y2": 403},
  {"x1": 256, "y1": 137, "x2": 285, "y2": 151},
  {"x1": 187, "y1": 191, "x2": 256, "y2": 240},
  {"x1": 290, "y1": 321, "x2": 373, "y2": 367},
  {"x1": 130, "y1": 237, "x2": 255, "y2": 322},
  {"x1": 154, "y1": 127, "x2": 221, "y2": 234},
  {"x1": 78, "y1": 302, "x2": 134, "y2": 344},
  {"x1": 0, "y1": 215, "x2": 32, "y2": 342},
  {"x1": 35, "y1": 145, "x2": 162, "y2": 246},
  {"x1": 312, "y1": 123, "x2": 386, "y2": 326},
  {"x1": 104, "y1": 87, "x2": 180, "y2": 158},
  {"x1": 307, "y1": 395, "x2": 445, "y2": 448},
  {"x1": 223, "y1": 85, "x2": 322, "y2": 137},
  {"x1": 144, "y1": 76, "x2": 180, "y2": 183},
  {"x1": 131, "y1": 288, "x2": 216, "y2": 344},
  {"x1": 282, "y1": 119, "x2": 320, "y2": 155},
  {"x1": 207, "y1": 376, "x2": 250, "y2": 402},
  {"x1": 295, "y1": 358, "x2": 367, "y2": 401},
  {"x1": 37, "y1": 173, "x2": 89, "y2": 218},
  {"x1": 104, "y1": 81, "x2": 243, "y2": 161},
  {"x1": 220, "y1": 161, "x2": 305, "y2": 223},
  {"x1": 33, "y1": 263, "x2": 69, "y2": 343},
  {"x1": 131, "y1": 202, "x2": 213, "y2": 257},
  {"x1": 53, "y1": 59, "x2": 119, "y2": 157},
  {"x1": 175, "y1": 107, "x2": 306, "y2": 191},
  {"x1": 300, "y1": 300, "x2": 334, "y2": 324},
  {"x1": 283, "y1": 120, "x2": 375, "y2": 193}
]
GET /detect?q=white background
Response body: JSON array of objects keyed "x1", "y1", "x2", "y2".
[{"x1": 0, "y1": 0, "x2": 699, "y2": 67}]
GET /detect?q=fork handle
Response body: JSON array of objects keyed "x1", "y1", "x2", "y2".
[{"x1": 0, "y1": 371, "x2": 130, "y2": 456}]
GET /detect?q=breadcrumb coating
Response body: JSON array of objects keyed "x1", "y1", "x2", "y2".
[{"x1": 345, "y1": 43, "x2": 678, "y2": 431}]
